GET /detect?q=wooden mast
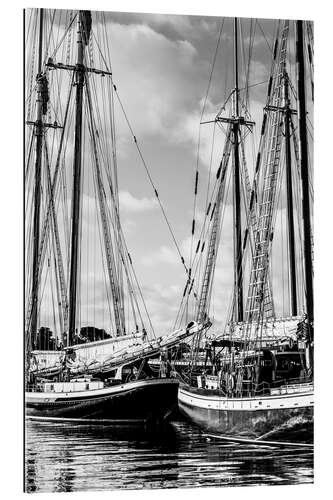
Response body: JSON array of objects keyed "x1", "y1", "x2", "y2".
[
  {"x1": 233, "y1": 18, "x2": 244, "y2": 322},
  {"x1": 30, "y1": 8, "x2": 44, "y2": 346},
  {"x1": 296, "y1": 20, "x2": 314, "y2": 333},
  {"x1": 68, "y1": 12, "x2": 86, "y2": 346},
  {"x1": 283, "y1": 72, "x2": 298, "y2": 316}
]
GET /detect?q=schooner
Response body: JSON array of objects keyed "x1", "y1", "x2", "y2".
[
  {"x1": 25, "y1": 8, "x2": 200, "y2": 422},
  {"x1": 176, "y1": 17, "x2": 314, "y2": 445}
]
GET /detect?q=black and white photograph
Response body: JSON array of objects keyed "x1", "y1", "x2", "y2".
[{"x1": 21, "y1": 0, "x2": 318, "y2": 494}]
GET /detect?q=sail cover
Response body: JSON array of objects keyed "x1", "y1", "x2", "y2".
[
  {"x1": 30, "y1": 322, "x2": 204, "y2": 376},
  {"x1": 213, "y1": 316, "x2": 304, "y2": 345}
]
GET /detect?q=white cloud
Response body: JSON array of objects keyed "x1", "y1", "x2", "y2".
[
  {"x1": 105, "y1": 20, "x2": 206, "y2": 143},
  {"x1": 140, "y1": 282, "x2": 183, "y2": 335},
  {"x1": 141, "y1": 245, "x2": 178, "y2": 267},
  {"x1": 119, "y1": 190, "x2": 158, "y2": 212}
]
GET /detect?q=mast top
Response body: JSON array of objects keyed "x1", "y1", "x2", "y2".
[{"x1": 234, "y1": 17, "x2": 240, "y2": 118}]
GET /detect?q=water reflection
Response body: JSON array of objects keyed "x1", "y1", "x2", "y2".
[{"x1": 25, "y1": 418, "x2": 313, "y2": 492}]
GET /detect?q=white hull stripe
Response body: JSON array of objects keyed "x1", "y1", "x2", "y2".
[{"x1": 178, "y1": 387, "x2": 314, "y2": 411}]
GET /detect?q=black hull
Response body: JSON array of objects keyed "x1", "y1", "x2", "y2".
[
  {"x1": 26, "y1": 378, "x2": 178, "y2": 423},
  {"x1": 178, "y1": 384, "x2": 313, "y2": 444}
]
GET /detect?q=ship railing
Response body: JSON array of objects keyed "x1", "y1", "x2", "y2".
[
  {"x1": 267, "y1": 377, "x2": 313, "y2": 395},
  {"x1": 197, "y1": 375, "x2": 313, "y2": 398},
  {"x1": 25, "y1": 384, "x2": 43, "y2": 393},
  {"x1": 242, "y1": 378, "x2": 313, "y2": 397}
]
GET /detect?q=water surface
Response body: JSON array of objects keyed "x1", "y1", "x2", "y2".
[{"x1": 25, "y1": 419, "x2": 313, "y2": 493}]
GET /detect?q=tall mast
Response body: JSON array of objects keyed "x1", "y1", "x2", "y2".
[
  {"x1": 68, "y1": 12, "x2": 86, "y2": 345},
  {"x1": 192, "y1": 16, "x2": 254, "y2": 359},
  {"x1": 44, "y1": 11, "x2": 124, "y2": 340},
  {"x1": 296, "y1": 20, "x2": 313, "y2": 329},
  {"x1": 283, "y1": 71, "x2": 298, "y2": 315},
  {"x1": 233, "y1": 18, "x2": 244, "y2": 322},
  {"x1": 30, "y1": 8, "x2": 44, "y2": 345}
]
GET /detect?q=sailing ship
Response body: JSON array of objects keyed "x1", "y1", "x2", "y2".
[
  {"x1": 25, "y1": 8, "x2": 201, "y2": 423},
  {"x1": 176, "y1": 18, "x2": 314, "y2": 444}
]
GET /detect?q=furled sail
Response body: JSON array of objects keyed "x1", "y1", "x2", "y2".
[{"x1": 29, "y1": 322, "x2": 204, "y2": 377}]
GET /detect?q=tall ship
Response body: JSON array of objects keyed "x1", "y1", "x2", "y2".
[
  {"x1": 24, "y1": 8, "x2": 201, "y2": 423},
  {"x1": 176, "y1": 18, "x2": 314, "y2": 444}
]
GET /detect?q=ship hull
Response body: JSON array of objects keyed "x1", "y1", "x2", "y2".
[
  {"x1": 178, "y1": 384, "x2": 313, "y2": 443},
  {"x1": 26, "y1": 378, "x2": 178, "y2": 423}
]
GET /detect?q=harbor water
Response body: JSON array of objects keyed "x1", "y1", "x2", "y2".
[{"x1": 25, "y1": 417, "x2": 313, "y2": 492}]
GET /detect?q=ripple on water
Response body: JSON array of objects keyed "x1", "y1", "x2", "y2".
[{"x1": 25, "y1": 419, "x2": 313, "y2": 492}]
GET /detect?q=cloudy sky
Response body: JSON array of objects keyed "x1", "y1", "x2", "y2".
[{"x1": 25, "y1": 9, "x2": 313, "y2": 338}]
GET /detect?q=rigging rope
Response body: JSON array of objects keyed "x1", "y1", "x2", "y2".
[
  {"x1": 187, "y1": 19, "x2": 225, "y2": 320},
  {"x1": 113, "y1": 88, "x2": 189, "y2": 275}
]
